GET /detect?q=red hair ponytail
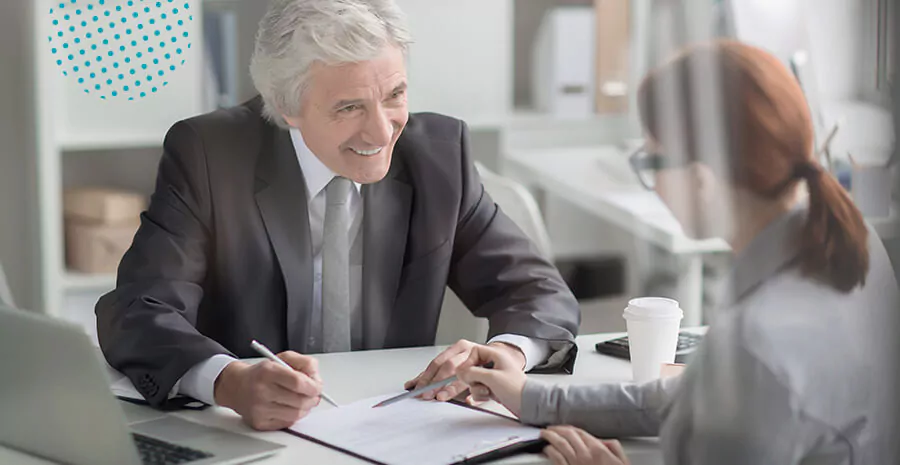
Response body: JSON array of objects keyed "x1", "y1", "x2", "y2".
[
  {"x1": 638, "y1": 40, "x2": 870, "y2": 293},
  {"x1": 794, "y1": 163, "x2": 869, "y2": 292}
]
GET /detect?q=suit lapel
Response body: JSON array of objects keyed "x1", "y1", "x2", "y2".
[
  {"x1": 361, "y1": 166, "x2": 412, "y2": 349},
  {"x1": 254, "y1": 127, "x2": 314, "y2": 351}
]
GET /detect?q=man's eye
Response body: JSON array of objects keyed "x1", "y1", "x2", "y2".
[
  {"x1": 339, "y1": 105, "x2": 360, "y2": 113},
  {"x1": 391, "y1": 90, "x2": 405, "y2": 99}
]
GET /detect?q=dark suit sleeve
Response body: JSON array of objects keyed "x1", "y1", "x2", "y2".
[
  {"x1": 446, "y1": 121, "x2": 580, "y2": 373},
  {"x1": 95, "y1": 121, "x2": 232, "y2": 407}
]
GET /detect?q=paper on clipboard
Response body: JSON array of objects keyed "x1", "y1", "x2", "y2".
[{"x1": 288, "y1": 394, "x2": 543, "y2": 465}]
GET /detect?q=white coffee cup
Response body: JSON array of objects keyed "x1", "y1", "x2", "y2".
[{"x1": 623, "y1": 297, "x2": 683, "y2": 384}]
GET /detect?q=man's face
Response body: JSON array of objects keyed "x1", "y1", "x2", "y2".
[{"x1": 283, "y1": 45, "x2": 409, "y2": 184}]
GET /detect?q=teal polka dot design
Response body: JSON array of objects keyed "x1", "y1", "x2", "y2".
[{"x1": 48, "y1": 0, "x2": 194, "y2": 100}]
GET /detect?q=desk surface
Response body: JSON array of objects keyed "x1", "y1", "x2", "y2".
[
  {"x1": 0, "y1": 332, "x2": 665, "y2": 465},
  {"x1": 504, "y1": 145, "x2": 730, "y2": 255},
  {"x1": 504, "y1": 145, "x2": 900, "y2": 249}
]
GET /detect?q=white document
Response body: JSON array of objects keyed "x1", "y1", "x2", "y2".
[
  {"x1": 100, "y1": 355, "x2": 146, "y2": 401},
  {"x1": 289, "y1": 394, "x2": 543, "y2": 465},
  {"x1": 109, "y1": 373, "x2": 144, "y2": 400}
]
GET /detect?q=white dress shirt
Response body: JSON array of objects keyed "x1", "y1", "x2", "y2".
[{"x1": 176, "y1": 128, "x2": 549, "y2": 405}]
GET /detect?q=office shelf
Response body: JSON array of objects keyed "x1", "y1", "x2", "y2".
[
  {"x1": 59, "y1": 132, "x2": 166, "y2": 152},
  {"x1": 63, "y1": 271, "x2": 116, "y2": 292},
  {"x1": 33, "y1": 0, "x2": 206, "y2": 318}
]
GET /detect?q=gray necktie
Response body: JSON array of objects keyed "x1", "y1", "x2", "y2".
[{"x1": 322, "y1": 176, "x2": 353, "y2": 352}]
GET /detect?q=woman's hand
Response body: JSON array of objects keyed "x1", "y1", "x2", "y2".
[
  {"x1": 541, "y1": 426, "x2": 630, "y2": 465},
  {"x1": 455, "y1": 344, "x2": 527, "y2": 416},
  {"x1": 403, "y1": 340, "x2": 525, "y2": 402}
]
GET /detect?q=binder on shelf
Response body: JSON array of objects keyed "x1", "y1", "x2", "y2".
[{"x1": 532, "y1": 7, "x2": 596, "y2": 118}]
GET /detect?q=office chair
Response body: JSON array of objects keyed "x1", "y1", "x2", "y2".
[
  {"x1": 435, "y1": 163, "x2": 554, "y2": 345},
  {"x1": 0, "y1": 263, "x2": 15, "y2": 308},
  {"x1": 474, "y1": 162, "x2": 553, "y2": 258}
]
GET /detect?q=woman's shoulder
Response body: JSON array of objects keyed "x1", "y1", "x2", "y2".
[
  {"x1": 730, "y1": 226, "x2": 897, "y2": 344},
  {"x1": 710, "y1": 242, "x2": 898, "y2": 394},
  {"x1": 710, "y1": 270, "x2": 833, "y2": 369}
]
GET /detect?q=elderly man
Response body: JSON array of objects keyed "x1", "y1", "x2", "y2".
[{"x1": 96, "y1": 0, "x2": 579, "y2": 430}]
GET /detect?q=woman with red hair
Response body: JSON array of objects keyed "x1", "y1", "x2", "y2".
[{"x1": 457, "y1": 40, "x2": 899, "y2": 465}]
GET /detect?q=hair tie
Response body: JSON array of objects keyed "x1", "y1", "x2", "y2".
[{"x1": 793, "y1": 162, "x2": 822, "y2": 181}]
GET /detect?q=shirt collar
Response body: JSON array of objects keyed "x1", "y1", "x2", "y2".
[
  {"x1": 289, "y1": 127, "x2": 361, "y2": 201},
  {"x1": 720, "y1": 202, "x2": 808, "y2": 307}
]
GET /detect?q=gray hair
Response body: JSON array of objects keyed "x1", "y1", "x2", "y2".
[{"x1": 250, "y1": 0, "x2": 413, "y2": 127}]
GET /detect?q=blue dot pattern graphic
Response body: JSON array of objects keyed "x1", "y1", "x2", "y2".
[{"x1": 49, "y1": 0, "x2": 193, "y2": 100}]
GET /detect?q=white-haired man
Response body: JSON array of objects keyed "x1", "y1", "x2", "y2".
[{"x1": 97, "y1": 0, "x2": 580, "y2": 430}]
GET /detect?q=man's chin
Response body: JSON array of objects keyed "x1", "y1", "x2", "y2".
[{"x1": 346, "y1": 154, "x2": 392, "y2": 184}]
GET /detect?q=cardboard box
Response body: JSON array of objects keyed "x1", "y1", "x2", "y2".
[
  {"x1": 594, "y1": 0, "x2": 630, "y2": 114},
  {"x1": 65, "y1": 220, "x2": 140, "y2": 274},
  {"x1": 64, "y1": 188, "x2": 146, "y2": 225}
]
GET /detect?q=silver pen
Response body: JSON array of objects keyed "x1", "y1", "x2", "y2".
[
  {"x1": 250, "y1": 339, "x2": 340, "y2": 408},
  {"x1": 372, "y1": 361, "x2": 495, "y2": 408}
]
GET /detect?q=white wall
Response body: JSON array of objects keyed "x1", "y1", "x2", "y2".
[
  {"x1": 726, "y1": 0, "x2": 878, "y2": 101},
  {"x1": 805, "y1": 0, "x2": 878, "y2": 100},
  {"x1": 394, "y1": 0, "x2": 512, "y2": 121},
  {"x1": 806, "y1": 0, "x2": 893, "y2": 162},
  {"x1": 0, "y1": 0, "x2": 39, "y2": 310}
]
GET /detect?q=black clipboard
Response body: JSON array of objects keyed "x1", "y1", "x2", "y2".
[
  {"x1": 115, "y1": 395, "x2": 209, "y2": 411},
  {"x1": 282, "y1": 399, "x2": 547, "y2": 465}
]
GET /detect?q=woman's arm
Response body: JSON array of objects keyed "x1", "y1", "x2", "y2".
[
  {"x1": 658, "y1": 321, "x2": 826, "y2": 465},
  {"x1": 519, "y1": 376, "x2": 681, "y2": 438},
  {"x1": 458, "y1": 343, "x2": 681, "y2": 438}
]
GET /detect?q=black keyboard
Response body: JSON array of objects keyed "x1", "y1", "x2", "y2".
[
  {"x1": 133, "y1": 433, "x2": 214, "y2": 465},
  {"x1": 594, "y1": 331, "x2": 704, "y2": 363}
]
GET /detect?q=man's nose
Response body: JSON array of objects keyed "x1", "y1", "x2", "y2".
[{"x1": 361, "y1": 108, "x2": 394, "y2": 147}]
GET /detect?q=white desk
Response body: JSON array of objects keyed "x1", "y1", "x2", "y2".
[
  {"x1": 0, "y1": 333, "x2": 663, "y2": 465},
  {"x1": 504, "y1": 145, "x2": 730, "y2": 326},
  {"x1": 503, "y1": 145, "x2": 900, "y2": 325}
]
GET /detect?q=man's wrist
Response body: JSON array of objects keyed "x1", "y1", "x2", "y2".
[
  {"x1": 487, "y1": 341, "x2": 527, "y2": 370},
  {"x1": 213, "y1": 360, "x2": 248, "y2": 408}
]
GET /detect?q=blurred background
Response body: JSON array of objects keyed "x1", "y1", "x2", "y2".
[{"x1": 0, "y1": 0, "x2": 896, "y2": 344}]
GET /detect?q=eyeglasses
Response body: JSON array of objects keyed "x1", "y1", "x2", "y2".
[
  {"x1": 628, "y1": 146, "x2": 692, "y2": 190},
  {"x1": 628, "y1": 146, "x2": 666, "y2": 190}
]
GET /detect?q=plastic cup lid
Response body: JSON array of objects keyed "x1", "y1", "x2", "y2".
[{"x1": 623, "y1": 297, "x2": 683, "y2": 319}]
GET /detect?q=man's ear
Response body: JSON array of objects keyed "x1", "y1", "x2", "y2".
[{"x1": 282, "y1": 114, "x2": 301, "y2": 129}]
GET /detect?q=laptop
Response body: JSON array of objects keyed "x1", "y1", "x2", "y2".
[{"x1": 0, "y1": 306, "x2": 285, "y2": 465}]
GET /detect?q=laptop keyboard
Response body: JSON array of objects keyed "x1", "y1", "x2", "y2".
[{"x1": 133, "y1": 433, "x2": 214, "y2": 465}]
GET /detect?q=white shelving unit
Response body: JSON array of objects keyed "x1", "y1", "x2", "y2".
[
  {"x1": 63, "y1": 271, "x2": 117, "y2": 292},
  {"x1": 59, "y1": 131, "x2": 172, "y2": 152},
  {"x1": 33, "y1": 0, "x2": 206, "y2": 317}
]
